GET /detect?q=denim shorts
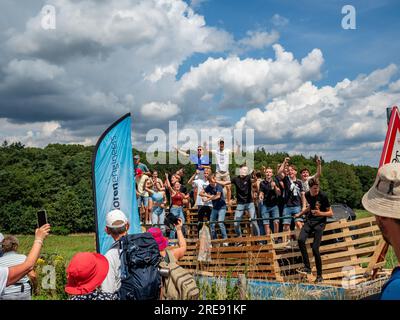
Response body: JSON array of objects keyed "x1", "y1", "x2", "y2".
[
  {"x1": 282, "y1": 206, "x2": 302, "y2": 225},
  {"x1": 260, "y1": 205, "x2": 280, "y2": 225},
  {"x1": 137, "y1": 195, "x2": 149, "y2": 208},
  {"x1": 152, "y1": 206, "x2": 164, "y2": 216}
]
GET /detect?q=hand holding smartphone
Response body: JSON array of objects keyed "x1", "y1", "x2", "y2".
[{"x1": 37, "y1": 209, "x2": 48, "y2": 228}]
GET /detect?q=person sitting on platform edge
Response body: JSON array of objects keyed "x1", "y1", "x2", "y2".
[
  {"x1": 362, "y1": 163, "x2": 400, "y2": 300},
  {"x1": 294, "y1": 178, "x2": 333, "y2": 283}
]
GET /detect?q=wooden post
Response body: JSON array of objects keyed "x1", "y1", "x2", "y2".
[{"x1": 238, "y1": 273, "x2": 247, "y2": 300}]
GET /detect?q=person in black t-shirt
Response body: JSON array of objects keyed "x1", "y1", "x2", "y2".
[
  {"x1": 278, "y1": 158, "x2": 306, "y2": 241},
  {"x1": 294, "y1": 178, "x2": 333, "y2": 283},
  {"x1": 217, "y1": 165, "x2": 260, "y2": 238},
  {"x1": 259, "y1": 167, "x2": 281, "y2": 236}
]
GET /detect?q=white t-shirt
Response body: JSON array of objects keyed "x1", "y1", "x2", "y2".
[
  {"x1": 301, "y1": 174, "x2": 316, "y2": 193},
  {"x1": 193, "y1": 179, "x2": 212, "y2": 207},
  {"x1": 137, "y1": 175, "x2": 150, "y2": 197},
  {"x1": 214, "y1": 149, "x2": 230, "y2": 172},
  {"x1": 0, "y1": 252, "x2": 31, "y2": 296},
  {"x1": 0, "y1": 267, "x2": 9, "y2": 296},
  {"x1": 101, "y1": 242, "x2": 121, "y2": 294}
]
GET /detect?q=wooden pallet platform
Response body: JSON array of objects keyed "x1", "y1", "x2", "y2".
[{"x1": 166, "y1": 216, "x2": 387, "y2": 286}]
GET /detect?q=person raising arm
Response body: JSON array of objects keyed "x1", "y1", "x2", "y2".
[{"x1": 0, "y1": 224, "x2": 50, "y2": 293}]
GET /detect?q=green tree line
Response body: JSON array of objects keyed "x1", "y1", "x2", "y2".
[{"x1": 0, "y1": 141, "x2": 377, "y2": 235}]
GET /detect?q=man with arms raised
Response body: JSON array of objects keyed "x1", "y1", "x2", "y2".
[
  {"x1": 218, "y1": 164, "x2": 260, "y2": 239},
  {"x1": 278, "y1": 157, "x2": 306, "y2": 245},
  {"x1": 259, "y1": 167, "x2": 282, "y2": 236},
  {"x1": 300, "y1": 157, "x2": 322, "y2": 193},
  {"x1": 206, "y1": 138, "x2": 240, "y2": 209}
]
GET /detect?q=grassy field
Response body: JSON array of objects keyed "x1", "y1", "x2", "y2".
[{"x1": 17, "y1": 233, "x2": 96, "y2": 262}]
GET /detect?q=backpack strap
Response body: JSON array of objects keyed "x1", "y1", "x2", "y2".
[
  {"x1": 119, "y1": 236, "x2": 128, "y2": 281},
  {"x1": 161, "y1": 249, "x2": 176, "y2": 299},
  {"x1": 165, "y1": 249, "x2": 175, "y2": 264}
]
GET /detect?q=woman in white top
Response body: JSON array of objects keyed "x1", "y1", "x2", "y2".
[
  {"x1": 0, "y1": 236, "x2": 38, "y2": 300},
  {"x1": 0, "y1": 225, "x2": 50, "y2": 297}
]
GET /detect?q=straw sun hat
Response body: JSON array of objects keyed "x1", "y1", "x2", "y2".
[{"x1": 362, "y1": 163, "x2": 400, "y2": 219}]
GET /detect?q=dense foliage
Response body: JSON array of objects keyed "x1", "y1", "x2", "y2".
[{"x1": 0, "y1": 141, "x2": 377, "y2": 234}]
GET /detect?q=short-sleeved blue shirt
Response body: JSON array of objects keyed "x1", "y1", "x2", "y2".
[
  {"x1": 381, "y1": 267, "x2": 400, "y2": 300},
  {"x1": 189, "y1": 154, "x2": 210, "y2": 171},
  {"x1": 136, "y1": 162, "x2": 149, "y2": 173},
  {"x1": 204, "y1": 184, "x2": 226, "y2": 210}
]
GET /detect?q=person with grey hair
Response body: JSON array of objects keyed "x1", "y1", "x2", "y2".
[
  {"x1": 362, "y1": 163, "x2": 400, "y2": 300},
  {"x1": 0, "y1": 224, "x2": 50, "y2": 299},
  {"x1": 0, "y1": 236, "x2": 37, "y2": 300},
  {"x1": 0, "y1": 233, "x2": 4, "y2": 257},
  {"x1": 101, "y1": 209, "x2": 130, "y2": 294}
]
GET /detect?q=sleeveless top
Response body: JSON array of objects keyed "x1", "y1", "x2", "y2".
[{"x1": 171, "y1": 192, "x2": 184, "y2": 207}]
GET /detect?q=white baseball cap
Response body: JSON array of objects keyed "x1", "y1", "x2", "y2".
[{"x1": 106, "y1": 209, "x2": 128, "y2": 228}]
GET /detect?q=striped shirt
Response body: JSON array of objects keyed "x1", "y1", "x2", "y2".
[
  {"x1": 0, "y1": 252, "x2": 31, "y2": 297},
  {"x1": 0, "y1": 267, "x2": 8, "y2": 295}
]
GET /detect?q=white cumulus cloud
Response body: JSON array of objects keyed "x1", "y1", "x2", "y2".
[{"x1": 141, "y1": 101, "x2": 180, "y2": 120}]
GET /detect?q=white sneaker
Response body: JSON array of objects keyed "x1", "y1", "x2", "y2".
[
  {"x1": 284, "y1": 240, "x2": 293, "y2": 249},
  {"x1": 223, "y1": 242, "x2": 229, "y2": 247}
]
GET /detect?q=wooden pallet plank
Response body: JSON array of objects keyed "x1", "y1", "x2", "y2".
[{"x1": 364, "y1": 236, "x2": 387, "y2": 278}]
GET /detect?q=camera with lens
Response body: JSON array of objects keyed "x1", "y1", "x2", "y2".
[{"x1": 164, "y1": 212, "x2": 179, "y2": 230}]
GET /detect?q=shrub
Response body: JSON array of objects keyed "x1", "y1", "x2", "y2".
[
  {"x1": 51, "y1": 226, "x2": 70, "y2": 236},
  {"x1": 34, "y1": 253, "x2": 68, "y2": 300}
]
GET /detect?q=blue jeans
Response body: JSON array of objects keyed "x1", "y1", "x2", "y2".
[
  {"x1": 152, "y1": 206, "x2": 166, "y2": 234},
  {"x1": 234, "y1": 202, "x2": 260, "y2": 237},
  {"x1": 137, "y1": 195, "x2": 149, "y2": 208},
  {"x1": 283, "y1": 206, "x2": 302, "y2": 225},
  {"x1": 261, "y1": 205, "x2": 280, "y2": 225},
  {"x1": 210, "y1": 206, "x2": 227, "y2": 240},
  {"x1": 169, "y1": 206, "x2": 186, "y2": 239}
]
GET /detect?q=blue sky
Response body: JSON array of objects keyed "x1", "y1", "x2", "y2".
[{"x1": 181, "y1": 0, "x2": 400, "y2": 86}]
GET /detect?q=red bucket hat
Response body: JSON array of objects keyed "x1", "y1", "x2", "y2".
[
  {"x1": 65, "y1": 252, "x2": 109, "y2": 295},
  {"x1": 148, "y1": 227, "x2": 168, "y2": 251}
]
